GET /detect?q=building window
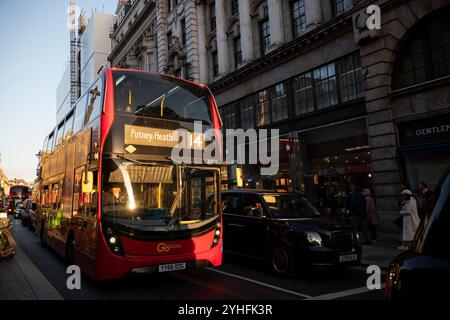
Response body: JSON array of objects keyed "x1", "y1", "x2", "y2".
[
  {"x1": 180, "y1": 18, "x2": 187, "y2": 46},
  {"x1": 240, "y1": 97, "x2": 255, "y2": 130},
  {"x1": 294, "y1": 52, "x2": 363, "y2": 115},
  {"x1": 257, "y1": 90, "x2": 271, "y2": 126},
  {"x1": 147, "y1": 52, "x2": 156, "y2": 72},
  {"x1": 231, "y1": 0, "x2": 239, "y2": 16},
  {"x1": 314, "y1": 64, "x2": 338, "y2": 110},
  {"x1": 233, "y1": 36, "x2": 242, "y2": 68},
  {"x1": 270, "y1": 83, "x2": 289, "y2": 122},
  {"x1": 220, "y1": 104, "x2": 237, "y2": 129},
  {"x1": 337, "y1": 53, "x2": 364, "y2": 103},
  {"x1": 291, "y1": 0, "x2": 306, "y2": 38},
  {"x1": 334, "y1": 0, "x2": 359, "y2": 15},
  {"x1": 212, "y1": 50, "x2": 219, "y2": 77},
  {"x1": 210, "y1": 2, "x2": 216, "y2": 32},
  {"x1": 260, "y1": 19, "x2": 271, "y2": 55},
  {"x1": 294, "y1": 73, "x2": 314, "y2": 114},
  {"x1": 167, "y1": 31, "x2": 173, "y2": 50},
  {"x1": 393, "y1": 8, "x2": 450, "y2": 89}
]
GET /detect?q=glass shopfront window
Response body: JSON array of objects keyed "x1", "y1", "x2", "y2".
[
  {"x1": 230, "y1": 134, "x2": 294, "y2": 191},
  {"x1": 295, "y1": 119, "x2": 373, "y2": 210}
]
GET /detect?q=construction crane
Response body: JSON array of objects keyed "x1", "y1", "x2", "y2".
[{"x1": 69, "y1": 0, "x2": 79, "y2": 106}]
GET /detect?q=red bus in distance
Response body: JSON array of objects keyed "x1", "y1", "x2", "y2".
[{"x1": 7, "y1": 185, "x2": 30, "y2": 214}]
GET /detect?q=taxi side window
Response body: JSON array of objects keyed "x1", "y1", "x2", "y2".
[
  {"x1": 241, "y1": 194, "x2": 263, "y2": 217},
  {"x1": 222, "y1": 195, "x2": 240, "y2": 214}
]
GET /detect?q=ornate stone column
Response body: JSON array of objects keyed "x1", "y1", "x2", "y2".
[
  {"x1": 215, "y1": 0, "x2": 229, "y2": 75},
  {"x1": 238, "y1": 0, "x2": 254, "y2": 63},
  {"x1": 196, "y1": 1, "x2": 208, "y2": 83},
  {"x1": 267, "y1": 0, "x2": 285, "y2": 47},
  {"x1": 305, "y1": 0, "x2": 323, "y2": 30}
]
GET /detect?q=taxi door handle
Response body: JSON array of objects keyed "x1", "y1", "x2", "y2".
[{"x1": 229, "y1": 223, "x2": 246, "y2": 228}]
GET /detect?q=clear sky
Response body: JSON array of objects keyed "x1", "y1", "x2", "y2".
[{"x1": 0, "y1": 0, "x2": 117, "y2": 182}]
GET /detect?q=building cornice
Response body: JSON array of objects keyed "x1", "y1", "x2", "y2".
[{"x1": 109, "y1": 1, "x2": 156, "y2": 62}]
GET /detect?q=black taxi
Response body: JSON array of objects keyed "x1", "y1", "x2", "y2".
[{"x1": 214, "y1": 190, "x2": 361, "y2": 276}]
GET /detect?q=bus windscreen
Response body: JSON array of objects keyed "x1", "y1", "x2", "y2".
[
  {"x1": 101, "y1": 158, "x2": 219, "y2": 233},
  {"x1": 113, "y1": 71, "x2": 213, "y2": 125}
]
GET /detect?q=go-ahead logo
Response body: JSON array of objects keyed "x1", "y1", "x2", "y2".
[{"x1": 157, "y1": 243, "x2": 181, "y2": 253}]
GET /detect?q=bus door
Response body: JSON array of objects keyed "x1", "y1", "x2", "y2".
[{"x1": 72, "y1": 168, "x2": 98, "y2": 271}]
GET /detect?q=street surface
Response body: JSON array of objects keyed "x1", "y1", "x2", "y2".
[{"x1": 6, "y1": 218, "x2": 385, "y2": 300}]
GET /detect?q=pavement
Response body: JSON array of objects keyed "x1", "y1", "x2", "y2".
[
  {"x1": 360, "y1": 232, "x2": 402, "y2": 269},
  {"x1": 359, "y1": 211, "x2": 405, "y2": 269},
  {"x1": 0, "y1": 217, "x2": 62, "y2": 300}
]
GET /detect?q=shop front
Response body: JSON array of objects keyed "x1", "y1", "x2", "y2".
[
  {"x1": 397, "y1": 114, "x2": 450, "y2": 191},
  {"x1": 232, "y1": 134, "x2": 294, "y2": 191},
  {"x1": 295, "y1": 118, "x2": 373, "y2": 210}
]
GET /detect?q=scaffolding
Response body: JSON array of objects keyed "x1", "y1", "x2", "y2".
[{"x1": 69, "y1": 0, "x2": 78, "y2": 106}]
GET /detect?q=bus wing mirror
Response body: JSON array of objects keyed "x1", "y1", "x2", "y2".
[
  {"x1": 236, "y1": 167, "x2": 244, "y2": 188},
  {"x1": 82, "y1": 172, "x2": 94, "y2": 193}
]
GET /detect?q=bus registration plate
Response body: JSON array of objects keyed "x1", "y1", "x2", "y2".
[{"x1": 158, "y1": 262, "x2": 186, "y2": 273}]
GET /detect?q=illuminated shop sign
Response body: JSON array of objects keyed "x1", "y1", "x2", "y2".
[
  {"x1": 345, "y1": 145, "x2": 370, "y2": 152},
  {"x1": 398, "y1": 115, "x2": 450, "y2": 147}
]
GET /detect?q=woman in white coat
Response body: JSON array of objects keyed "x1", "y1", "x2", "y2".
[{"x1": 398, "y1": 189, "x2": 421, "y2": 250}]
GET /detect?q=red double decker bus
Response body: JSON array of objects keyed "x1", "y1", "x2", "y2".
[
  {"x1": 9, "y1": 185, "x2": 30, "y2": 201},
  {"x1": 35, "y1": 68, "x2": 223, "y2": 279},
  {"x1": 7, "y1": 185, "x2": 30, "y2": 214}
]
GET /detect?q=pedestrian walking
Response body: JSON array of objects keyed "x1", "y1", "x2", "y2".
[
  {"x1": 398, "y1": 189, "x2": 421, "y2": 251},
  {"x1": 347, "y1": 185, "x2": 371, "y2": 245},
  {"x1": 363, "y1": 188, "x2": 379, "y2": 241},
  {"x1": 416, "y1": 182, "x2": 433, "y2": 220}
]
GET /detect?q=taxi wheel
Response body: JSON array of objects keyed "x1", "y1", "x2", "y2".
[{"x1": 271, "y1": 246, "x2": 295, "y2": 277}]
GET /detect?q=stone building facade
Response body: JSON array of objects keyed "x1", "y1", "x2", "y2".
[
  {"x1": 0, "y1": 167, "x2": 9, "y2": 207},
  {"x1": 108, "y1": 0, "x2": 450, "y2": 225}
]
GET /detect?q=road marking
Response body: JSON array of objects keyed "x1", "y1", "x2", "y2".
[
  {"x1": 307, "y1": 283, "x2": 386, "y2": 300},
  {"x1": 353, "y1": 265, "x2": 388, "y2": 273},
  {"x1": 206, "y1": 267, "x2": 313, "y2": 299}
]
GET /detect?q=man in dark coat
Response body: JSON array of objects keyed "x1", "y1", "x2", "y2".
[{"x1": 347, "y1": 185, "x2": 371, "y2": 245}]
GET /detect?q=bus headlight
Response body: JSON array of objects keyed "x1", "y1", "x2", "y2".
[
  {"x1": 212, "y1": 221, "x2": 221, "y2": 248},
  {"x1": 104, "y1": 226, "x2": 124, "y2": 256},
  {"x1": 306, "y1": 231, "x2": 322, "y2": 247},
  {"x1": 109, "y1": 236, "x2": 118, "y2": 244}
]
